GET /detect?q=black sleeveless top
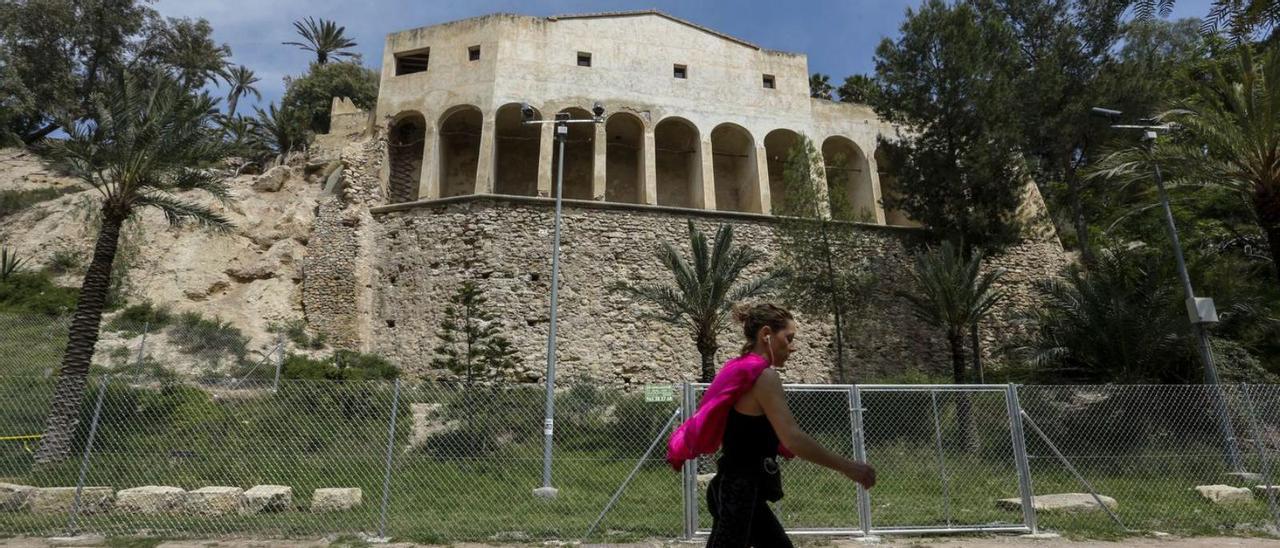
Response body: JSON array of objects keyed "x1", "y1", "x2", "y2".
[{"x1": 718, "y1": 408, "x2": 784, "y2": 501}]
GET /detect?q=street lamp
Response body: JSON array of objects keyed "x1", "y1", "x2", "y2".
[
  {"x1": 523, "y1": 102, "x2": 605, "y2": 498},
  {"x1": 1091, "y1": 106, "x2": 1246, "y2": 475}
]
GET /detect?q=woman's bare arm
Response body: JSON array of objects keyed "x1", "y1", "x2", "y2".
[{"x1": 753, "y1": 369, "x2": 876, "y2": 488}]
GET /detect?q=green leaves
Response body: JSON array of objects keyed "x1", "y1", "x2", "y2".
[
  {"x1": 0, "y1": 246, "x2": 27, "y2": 281},
  {"x1": 431, "y1": 281, "x2": 522, "y2": 384},
  {"x1": 283, "y1": 17, "x2": 359, "y2": 65},
  {"x1": 899, "y1": 241, "x2": 1006, "y2": 339}
]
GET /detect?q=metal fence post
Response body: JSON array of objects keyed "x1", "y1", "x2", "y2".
[
  {"x1": 67, "y1": 377, "x2": 108, "y2": 535},
  {"x1": 377, "y1": 378, "x2": 401, "y2": 539},
  {"x1": 132, "y1": 322, "x2": 149, "y2": 373},
  {"x1": 1240, "y1": 384, "x2": 1279, "y2": 530},
  {"x1": 929, "y1": 390, "x2": 953, "y2": 527},
  {"x1": 1006, "y1": 384, "x2": 1038, "y2": 534},
  {"x1": 681, "y1": 381, "x2": 695, "y2": 540},
  {"x1": 849, "y1": 385, "x2": 872, "y2": 536}
]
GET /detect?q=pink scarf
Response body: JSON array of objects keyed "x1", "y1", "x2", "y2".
[{"x1": 666, "y1": 353, "x2": 795, "y2": 470}]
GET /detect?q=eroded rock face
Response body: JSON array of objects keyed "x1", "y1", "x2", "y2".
[
  {"x1": 997, "y1": 493, "x2": 1119, "y2": 513},
  {"x1": 0, "y1": 482, "x2": 34, "y2": 512},
  {"x1": 116, "y1": 485, "x2": 186, "y2": 514},
  {"x1": 310, "y1": 487, "x2": 362, "y2": 512},
  {"x1": 184, "y1": 486, "x2": 243, "y2": 516}
]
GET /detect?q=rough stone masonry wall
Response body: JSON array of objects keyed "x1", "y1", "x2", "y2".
[{"x1": 363, "y1": 199, "x2": 1070, "y2": 386}]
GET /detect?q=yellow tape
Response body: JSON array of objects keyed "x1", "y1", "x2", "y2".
[{"x1": 0, "y1": 435, "x2": 42, "y2": 441}]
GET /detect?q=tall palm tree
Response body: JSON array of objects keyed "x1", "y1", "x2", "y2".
[
  {"x1": 899, "y1": 241, "x2": 1005, "y2": 450},
  {"x1": 33, "y1": 74, "x2": 234, "y2": 464},
  {"x1": 617, "y1": 221, "x2": 787, "y2": 382},
  {"x1": 224, "y1": 65, "x2": 261, "y2": 117},
  {"x1": 809, "y1": 73, "x2": 834, "y2": 100},
  {"x1": 1094, "y1": 46, "x2": 1279, "y2": 283},
  {"x1": 283, "y1": 17, "x2": 358, "y2": 65}
]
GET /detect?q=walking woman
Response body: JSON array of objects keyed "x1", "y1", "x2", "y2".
[{"x1": 668, "y1": 303, "x2": 876, "y2": 547}]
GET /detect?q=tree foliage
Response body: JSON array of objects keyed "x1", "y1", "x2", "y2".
[
  {"x1": 431, "y1": 281, "x2": 521, "y2": 385},
  {"x1": 281, "y1": 61, "x2": 378, "y2": 134}
]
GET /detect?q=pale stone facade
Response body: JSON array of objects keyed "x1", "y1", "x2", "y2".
[
  {"x1": 301, "y1": 11, "x2": 1070, "y2": 385},
  {"x1": 367, "y1": 11, "x2": 907, "y2": 225}
]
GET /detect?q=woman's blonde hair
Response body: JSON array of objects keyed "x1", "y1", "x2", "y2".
[{"x1": 732, "y1": 303, "x2": 793, "y2": 354}]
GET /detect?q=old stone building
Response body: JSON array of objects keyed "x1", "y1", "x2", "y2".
[{"x1": 305, "y1": 11, "x2": 1068, "y2": 386}]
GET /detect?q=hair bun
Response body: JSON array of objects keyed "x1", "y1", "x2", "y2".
[{"x1": 731, "y1": 303, "x2": 753, "y2": 324}]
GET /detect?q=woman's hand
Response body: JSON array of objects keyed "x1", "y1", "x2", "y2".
[{"x1": 842, "y1": 461, "x2": 876, "y2": 489}]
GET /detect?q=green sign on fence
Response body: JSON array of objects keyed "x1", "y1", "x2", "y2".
[{"x1": 644, "y1": 384, "x2": 673, "y2": 403}]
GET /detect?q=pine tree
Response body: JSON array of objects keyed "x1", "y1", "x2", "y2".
[{"x1": 431, "y1": 281, "x2": 521, "y2": 384}]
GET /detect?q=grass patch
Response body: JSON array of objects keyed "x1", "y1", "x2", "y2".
[
  {"x1": 268, "y1": 319, "x2": 326, "y2": 350},
  {"x1": 0, "y1": 187, "x2": 78, "y2": 221},
  {"x1": 169, "y1": 311, "x2": 248, "y2": 361},
  {"x1": 0, "y1": 271, "x2": 77, "y2": 316},
  {"x1": 105, "y1": 302, "x2": 174, "y2": 336}
]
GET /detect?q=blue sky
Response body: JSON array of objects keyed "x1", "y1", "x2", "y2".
[{"x1": 153, "y1": 0, "x2": 1219, "y2": 114}]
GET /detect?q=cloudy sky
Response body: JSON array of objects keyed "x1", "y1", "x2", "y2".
[{"x1": 153, "y1": 0, "x2": 1218, "y2": 113}]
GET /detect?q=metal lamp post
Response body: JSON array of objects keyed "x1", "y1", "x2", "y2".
[
  {"x1": 522, "y1": 102, "x2": 605, "y2": 498},
  {"x1": 1091, "y1": 107, "x2": 1245, "y2": 474}
]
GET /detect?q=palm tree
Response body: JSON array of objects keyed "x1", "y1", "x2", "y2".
[
  {"x1": 224, "y1": 65, "x2": 261, "y2": 117},
  {"x1": 251, "y1": 102, "x2": 306, "y2": 157},
  {"x1": 33, "y1": 74, "x2": 234, "y2": 464},
  {"x1": 1093, "y1": 46, "x2": 1279, "y2": 284},
  {"x1": 899, "y1": 241, "x2": 1005, "y2": 450},
  {"x1": 283, "y1": 17, "x2": 358, "y2": 65},
  {"x1": 809, "y1": 73, "x2": 834, "y2": 100},
  {"x1": 617, "y1": 221, "x2": 787, "y2": 382}
]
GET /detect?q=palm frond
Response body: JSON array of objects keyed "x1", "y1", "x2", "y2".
[{"x1": 135, "y1": 190, "x2": 234, "y2": 232}]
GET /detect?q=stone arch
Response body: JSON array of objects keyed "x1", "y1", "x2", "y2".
[
  {"x1": 710, "y1": 123, "x2": 760, "y2": 213},
  {"x1": 605, "y1": 112, "x2": 645, "y2": 204},
  {"x1": 494, "y1": 103, "x2": 541, "y2": 197},
  {"x1": 437, "y1": 105, "x2": 482, "y2": 198},
  {"x1": 875, "y1": 146, "x2": 914, "y2": 226},
  {"x1": 387, "y1": 112, "x2": 426, "y2": 204},
  {"x1": 654, "y1": 116, "x2": 701, "y2": 208},
  {"x1": 551, "y1": 107, "x2": 595, "y2": 200},
  {"x1": 822, "y1": 136, "x2": 875, "y2": 222},
  {"x1": 764, "y1": 129, "x2": 802, "y2": 214}
]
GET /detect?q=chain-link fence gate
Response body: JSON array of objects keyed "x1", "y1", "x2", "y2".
[{"x1": 681, "y1": 383, "x2": 1037, "y2": 540}]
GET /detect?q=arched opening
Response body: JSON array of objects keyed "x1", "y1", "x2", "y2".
[
  {"x1": 605, "y1": 112, "x2": 644, "y2": 204},
  {"x1": 387, "y1": 112, "x2": 425, "y2": 204},
  {"x1": 438, "y1": 105, "x2": 482, "y2": 198},
  {"x1": 550, "y1": 107, "x2": 595, "y2": 200},
  {"x1": 710, "y1": 123, "x2": 760, "y2": 213},
  {"x1": 764, "y1": 129, "x2": 801, "y2": 214},
  {"x1": 822, "y1": 136, "x2": 875, "y2": 222},
  {"x1": 654, "y1": 117, "x2": 701, "y2": 208},
  {"x1": 494, "y1": 103, "x2": 541, "y2": 197},
  {"x1": 876, "y1": 147, "x2": 915, "y2": 226}
]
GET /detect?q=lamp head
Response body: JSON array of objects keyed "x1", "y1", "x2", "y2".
[
  {"x1": 592, "y1": 102, "x2": 605, "y2": 119},
  {"x1": 520, "y1": 103, "x2": 535, "y2": 122}
]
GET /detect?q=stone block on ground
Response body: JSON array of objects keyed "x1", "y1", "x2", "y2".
[
  {"x1": 310, "y1": 487, "x2": 362, "y2": 512},
  {"x1": 28, "y1": 486, "x2": 114, "y2": 514},
  {"x1": 997, "y1": 493, "x2": 1117, "y2": 513},
  {"x1": 252, "y1": 165, "x2": 293, "y2": 192},
  {"x1": 697, "y1": 473, "x2": 715, "y2": 490},
  {"x1": 116, "y1": 485, "x2": 186, "y2": 514},
  {"x1": 1194, "y1": 484, "x2": 1253, "y2": 504},
  {"x1": 185, "y1": 486, "x2": 243, "y2": 516},
  {"x1": 240, "y1": 484, "x2": 292, "y2": 514},
  {"x1": 1255, "y1": 485, "x2": 1280, "y2": 497},
  {"x1": 0, "y1": 482, "x2": 34, "y2": 512}
]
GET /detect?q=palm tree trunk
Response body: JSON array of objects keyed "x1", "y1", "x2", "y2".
[
  {"x1": 33, "y1": 208, "x2": 127, "y2": 465},
  {"x1": 949, "y1": 330, "x2": 977, "y2": 452},
  {"x1": 227, "y1": 95, "x2": 239, "y2": 118},
  {"x1": 1255, "y1": 187, "x2": 1280, "y2": 285},
  {"x1": 697, "y1": 336, "x2": 718, "y2": 383}
]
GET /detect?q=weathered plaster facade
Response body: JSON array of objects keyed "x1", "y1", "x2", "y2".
[{"x1": 301, "y1": 11, "x2": 1069, "y2": 385}]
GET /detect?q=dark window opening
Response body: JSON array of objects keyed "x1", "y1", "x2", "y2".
[
  {"x1": 468, "y1": 45, "x2": 481, "y2": 61},
  {"x1": 395, "y1": 49, "x2": 430, "y2": 76},
  {"x1": 577, "y1": 52, "x2": 592, "y2": 67},
  {"x1": 673, "y1": 64, "x2": 687, "y2": 79},
  {"x1": 763, "y1": 74, "x2": 775, "y2": 89},
  {"x1": 385, "y1": 319, "x2": 396, "y2": 328}
]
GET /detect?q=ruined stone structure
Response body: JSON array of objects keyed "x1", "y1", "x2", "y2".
[{"x1": 303, "y1": 11, "x2": 1069, "y2": 385}]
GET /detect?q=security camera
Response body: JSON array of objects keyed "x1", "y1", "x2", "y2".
[
  {"x1": 592, "y1": 102, "x2": 605, "y2": 119},
  {"x1": 520, "y1": 103, "x2": 535, "y2": 122}
]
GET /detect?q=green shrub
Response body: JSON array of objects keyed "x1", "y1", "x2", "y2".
[
  {"x1": 45, "y1": 248, "x2": 84, "y2": 275},
  {"x1": 169, "y1": 311, "x2": 249, "y2": 360},
  {"x1": 106, "y1": 301, "x2": 174, "y2": 335},
  {"x1": 0, "y1": 271, "x2": 78, "y2": 315},
  {"x1": 268, "y1": 318, "x2": 326, "y2": 350},
  {"x1": 281, "y1": 350, "x2": 398, "y2": 381}
]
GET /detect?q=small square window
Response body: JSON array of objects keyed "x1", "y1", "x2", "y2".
[
  {"x1": 394, "y1": 48, "x2": 430, "y2": 76},
  {"x1": 577, "y1": 52, "x2": 592, "y2": 67},
  {"x1": 468, "y1": 45, "x2": 481, "y2": 61},
  {"x1": 673, "y1": 64, "x2": 687, "y2": 79},
  {"x1": 763, "y1": 74, "x2": 775, "y2": 89}
]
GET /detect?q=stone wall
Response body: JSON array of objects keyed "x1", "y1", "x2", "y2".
[{"x1": 355, "y1": 197, "x2": 1069, "y2": 386}]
